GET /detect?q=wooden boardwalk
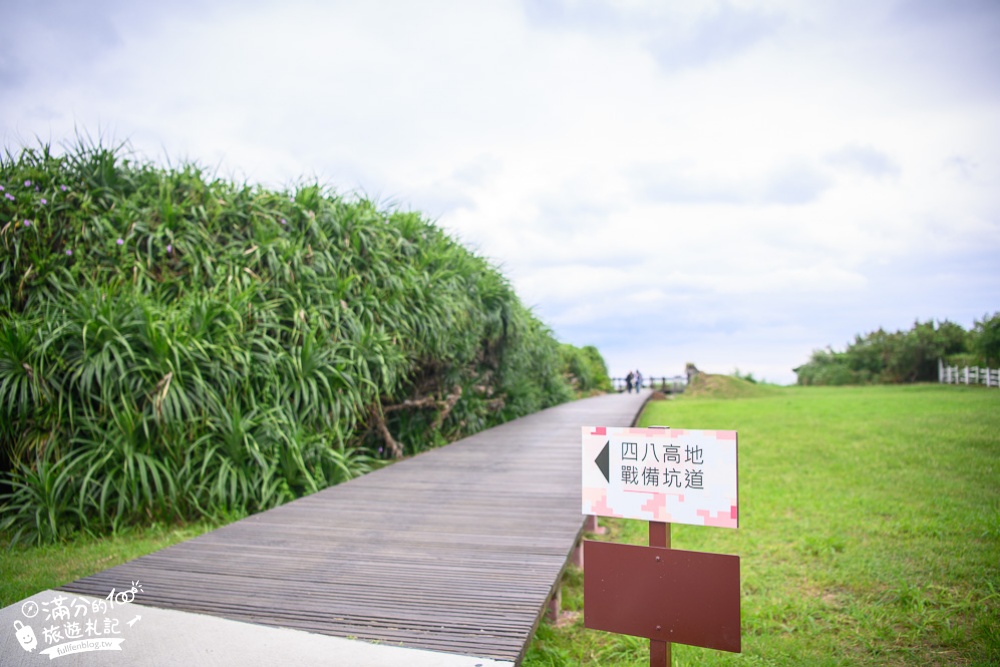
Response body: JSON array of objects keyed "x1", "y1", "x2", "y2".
[{"x1": 59, "y1": 391, "x2": 651, "y2": 664}]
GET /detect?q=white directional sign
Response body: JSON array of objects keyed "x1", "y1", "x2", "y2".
[{"x1": 582, "y1": 426, "x2": 738, "y2": 528}]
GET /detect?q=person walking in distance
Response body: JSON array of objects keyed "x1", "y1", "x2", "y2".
[
  {"x1": 635, "y1": 369, "x2": 643, "y2": 392},
  {"x1": 625, "y1": 370, "x2": 634, "y2": 393}
]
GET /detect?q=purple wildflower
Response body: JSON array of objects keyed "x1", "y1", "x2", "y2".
[
  {"x1": 117, "y1": 238, "x2": 124, "y2": 245},
  {"x1": 0, "y1": 185, "x2": 4, "y2": 191},
  {"x1": 5, "y1": 193, "x2": 14, "y2": 201},
  {"x1": 23, "y1": 220, "x2": 31, "y2": 227},
  {"x1": 280, "y1": 218, "x2": 287, "y2": 225},
  {"x1": 40, "y1": 198, "x2": 47, "y2": 205},
  {"x1": 66, "y1": 249, "x2": 73, "y2": 256},
  {"x1": 60, "y1": 185, "x2": 68, "y2": 192},
  {"x1": 24, "y1": 180, "x2": 31, "y2": 187},
  {"x1": 166, "y1": 244, "x2": 173, "y2": 254}
]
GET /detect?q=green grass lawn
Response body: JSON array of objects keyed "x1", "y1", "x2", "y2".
[
  {"x1": 526, "y1": 383, "x2": 1000, "y2": 666},
  {"x1": 0, "y1": 521, "x2": 217, "y2": 609},
  {"x1": 4, "y1": 383, "x2": 998, "y2": 666}
]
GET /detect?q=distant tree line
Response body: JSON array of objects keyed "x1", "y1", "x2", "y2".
[{"x1": 794, "y1": 314, "x2": 1000, "y2": 386}]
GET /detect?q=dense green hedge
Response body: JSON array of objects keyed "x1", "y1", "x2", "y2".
[
  {"x1": 559, "y1": 343, "x2": 613, "y2": 394},
  {"x1": 794, "y1": 316, "x2": 1000, "y2": 386},
  {"x1": 0, "y1": 140, "x2": 609, "y2": 543}
]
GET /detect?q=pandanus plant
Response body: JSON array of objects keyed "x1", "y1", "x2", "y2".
[{"x1": 0, "y1": 137, "x2": 608, "y2": 544}]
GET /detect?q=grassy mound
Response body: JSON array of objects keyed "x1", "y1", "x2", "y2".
[
  {"x1": 684, "y1": 373, "x2": 782, "y2": 399},
  {"x1": 0, "y1": 139, "x2": 609, "y2": 543}
]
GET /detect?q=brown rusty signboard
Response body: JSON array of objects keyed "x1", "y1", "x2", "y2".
[{"x1": 583, "y1": 540, "x2": 741, "y2": 653}]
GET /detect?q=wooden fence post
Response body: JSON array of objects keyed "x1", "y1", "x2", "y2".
[{"x1": 940, "y1": 364, "x2": 998, "y2": 388}]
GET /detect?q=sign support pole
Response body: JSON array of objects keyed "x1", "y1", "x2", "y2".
[
  {"x1": 650, "y1": 521, "x2": 671, "y2": 667},
  {"x1": 583, "y1": 426, "x2": 741, "y2": 658}
]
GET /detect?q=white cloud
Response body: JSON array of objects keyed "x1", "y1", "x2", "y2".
[{"x1": 2, "y1": 0, "x2": 998, "y2": 386}]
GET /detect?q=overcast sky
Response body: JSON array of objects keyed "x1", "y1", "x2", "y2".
[{"x1": 3, "y1": 0, "x2": 998, "y2": 384}]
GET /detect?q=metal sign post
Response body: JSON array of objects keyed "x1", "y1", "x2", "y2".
[{"x1": 649, "y1": 521, "x2": 671, "y2": 667}]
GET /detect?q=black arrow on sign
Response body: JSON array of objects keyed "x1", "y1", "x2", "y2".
[{"x1": 595, "y1": 440, "x2": 610, "y2": 483}]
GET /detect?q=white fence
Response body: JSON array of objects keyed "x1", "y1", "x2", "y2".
[{"x1": 938, "y1": 360, "x2": 1000, "y2": 388}]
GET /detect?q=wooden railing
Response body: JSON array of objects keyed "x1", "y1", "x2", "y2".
[
  {"x1": 938, "y1": 361, "x2": 1000, "y2": 388},
  {"x1": 611, "y1": 375, "x2": 688, "y2": 393}
]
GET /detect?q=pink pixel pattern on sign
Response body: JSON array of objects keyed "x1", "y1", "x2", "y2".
[{"x1": 582, "y1": 426, "x2": 738, "y2": 528}]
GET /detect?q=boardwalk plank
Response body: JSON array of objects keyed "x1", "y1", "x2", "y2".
[{"x1": 59, "y1": 391, "x2": 649, "y2": 663}]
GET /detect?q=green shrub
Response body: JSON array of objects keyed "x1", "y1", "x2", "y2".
[
  {"x1": 0, "y1": 138, "x2": 610, "y2": 543},
  {"x1": 971, "y1": 312, "x2": 1000, "y2": 367},
  {"x1": 795, "y1": 319, "x2": 984, "y2": 386},
  {"x1": 559, "y1": 343, "x2": 613, "y2": 394}
]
